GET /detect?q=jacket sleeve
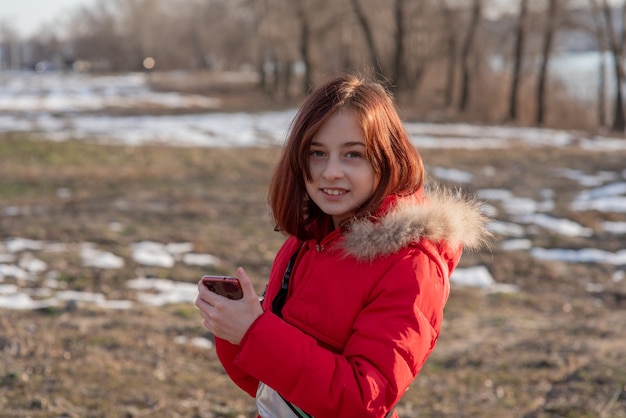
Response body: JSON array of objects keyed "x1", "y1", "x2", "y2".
[
  {"x1": 213, "y1": 237, "x2": 299, "y2": 398},
  {"x1": 232, "y1": 250, "x2": 450, "y2": 417},
  {"x1": 214, "y1": 337, "x2": 259, "y2": 397}
]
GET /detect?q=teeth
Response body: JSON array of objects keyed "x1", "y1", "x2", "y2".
[{"x1": 324, "y1": 189, "x2": 345, "y2": 196}]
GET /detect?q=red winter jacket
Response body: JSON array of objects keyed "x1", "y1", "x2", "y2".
[{"x1": 215, "y1": 188, "x2": 489, "y2": 417}]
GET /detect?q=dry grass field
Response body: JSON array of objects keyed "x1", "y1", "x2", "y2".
[{"x1": 1, "y1": 127, "x2": 625, "y2": 417}]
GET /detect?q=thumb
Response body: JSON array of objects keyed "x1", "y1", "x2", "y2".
[{"x1": 236, "y1": 267, "x2": 257, "y2": 298}]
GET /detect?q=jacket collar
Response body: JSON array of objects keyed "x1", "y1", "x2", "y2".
[{"x1": 340, "y1": 186, "x2": 491, "y2": 261}]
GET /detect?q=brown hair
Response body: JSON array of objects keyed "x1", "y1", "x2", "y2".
[{"x1": 268, "y1": 73, "x2": 424, "y2": 239}]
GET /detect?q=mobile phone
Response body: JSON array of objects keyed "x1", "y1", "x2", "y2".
[{"x1": 201, "y1": 275, "x2": 243, "y2": 300}]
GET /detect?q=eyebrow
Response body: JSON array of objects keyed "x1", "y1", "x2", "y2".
[{"x1": 310, "y1": 141, "x2": 366, "y2": 147}]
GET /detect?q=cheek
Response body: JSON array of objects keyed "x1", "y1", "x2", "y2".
[{"x1": 308, "y1": 159, "x2": 323, "y2": 175}]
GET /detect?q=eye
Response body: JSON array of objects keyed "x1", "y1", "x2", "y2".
[
  {"x1": 310, "y1": 149, "x2": 326, "y2": 157},
  {"x1": 345, "y1": 151, "x2": 364, "y2": 159}
]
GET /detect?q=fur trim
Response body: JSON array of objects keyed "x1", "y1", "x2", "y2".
[{"x1": 341, "y1": 187, "x2": 491, "y2": 261}]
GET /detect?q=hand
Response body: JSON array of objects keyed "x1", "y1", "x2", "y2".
[{"x1": 196, "y1": 267, "x2": 263, "y2": 345}]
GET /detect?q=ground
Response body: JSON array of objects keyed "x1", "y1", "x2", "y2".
[{"x1": 1, "y1": 104, "x2": 626, "y2": 417}]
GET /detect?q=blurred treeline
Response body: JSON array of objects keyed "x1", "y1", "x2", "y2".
[{"x1": 2, "y1": 0, "x2": 626, "y2": 132}]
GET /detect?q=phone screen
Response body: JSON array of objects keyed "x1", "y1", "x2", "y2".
[{"x1": 201, "y1": 275, "x2": 243, "y2": 300}]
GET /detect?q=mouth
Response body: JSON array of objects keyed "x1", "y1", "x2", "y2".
[{"x1": 322, "y1": 188, "x2": 347, "y2": 196}]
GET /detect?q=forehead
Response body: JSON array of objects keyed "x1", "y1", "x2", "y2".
[{"x1": 312, "y1": 110, "x2": 364, "y2": 146}]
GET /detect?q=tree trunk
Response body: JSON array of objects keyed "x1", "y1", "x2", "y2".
[
  {"x1": 295, "y1": 1, "x2": 313, "y2": 94},
  {"x1": 599, "y1": 52, "x2": 607, "y2": 128},
  {"x1": 284, "y1": 60, "x2": 293, "y2": 99},
  {"x1": 508, "y1": 0, "x2": 528, "y2": 121},
  {"x1": 590, "y1": 0, "x2": 608, "y2": 128},
  {"x1": 440, "y1": 1, "x2": 457, "y2": 108},
  {"x1": 258, "y1": 59, "x2": 267, "y2": 92},
  {"x1": 350, "y1": 0, "x2": 386, "y2": 84},
  {"x1": 536, "y1": 0, "x2": 558, "y2": 126},
  {"x1": 459, "y1": 0, "x2": 482, "y2": 112},
  {"x1": 602, "y1": 0, "x2": 626, "y2": 131},
  {"x1": 391, "y1": 0, "x2": 405, "y2": 94}
]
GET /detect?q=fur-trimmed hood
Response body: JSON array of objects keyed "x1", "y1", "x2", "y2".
[{"x1": 341, "y1": 187, "x2": 491, "y2": 261}]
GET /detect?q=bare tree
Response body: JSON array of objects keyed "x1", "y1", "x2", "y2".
[
  {"x1": 180, "y1": 0, "x2": 229, "y2": 69},
  {"x1": 33, "y1": 0, "x2": 617, "y2": 131},
  {"x1": 588, "y1": 0, "x2": 609, "y2": 128},
  {"x1": 391, "y1": 0, "x2": 406, "y2": 93},
  {"x1": 295, "y1": 1, "x2": 313, "y2": 93},
  {"x1": 440, "y1": 1, "x2": 459, "y2": 108},
  {"x1": 296, "y1": 0, "x2": 352, "y2": 93},
  {"x1": 117, "y1": 0, "x2": 161, "y2": 70},
  {"x1": 601, "y1": 0, "x2": 626, "y2": 131},
  {"x1": 350, "y1": 0, "x2": 387, "y2": 83},
  {"x1": 402, "y1": 1, "x2": 452, "y2": 103},
  {"x1": 0, "y1": 22, "x2": 21, "y2": 69},
  {"x1": 536, "y1": 0, "x2": 559, "y2": 126},
  {"x1": 66, "y1": 0, "x2": 128, "y2": 71},
  {"x1": 508, "y1": 0, "x2": 529, "y2": 121},
  {"x1": 458, "y1": 0, "x2": 482, "y2": 112},
  {"x1": 253, "y1": 0, "x2": 296, "y2": 97}
]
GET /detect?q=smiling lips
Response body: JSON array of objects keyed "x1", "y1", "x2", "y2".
[{"x1": 322, "y1": 188, "x2": 347, "y2": 196}]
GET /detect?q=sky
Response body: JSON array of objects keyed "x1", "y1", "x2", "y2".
[{"x1": 0, "y1": 0, "x2": 96, "y2": 37}]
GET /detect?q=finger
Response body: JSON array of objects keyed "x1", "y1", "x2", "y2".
[
  {"x1": 197, "y1": 279, "x2": 218, "y2": 304},
  {"x1": 202, "y1": 318, "x2": 215, "y2": 333},
  {"x1": 195, "y1": 294, "x2": 214, "y2": 317},
  {"x1": 198, "y1": 309, "x2": 210, "y2": 323},
  {"x1": 236, "y1": 267, "x2": 258, "y2": 299}
]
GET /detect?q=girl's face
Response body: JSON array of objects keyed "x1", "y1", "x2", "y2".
[{"x1": 305, "y1": 109, "x2": 377, "y2": 229}]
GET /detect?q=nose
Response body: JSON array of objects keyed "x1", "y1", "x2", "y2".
[{"x1": 322, "y1": 156, "x2": 344, "y2": 180}]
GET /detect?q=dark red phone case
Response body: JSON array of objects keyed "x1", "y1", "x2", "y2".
[{"x1": 201, "y1": 275, "x2": 243, "y2": 300}]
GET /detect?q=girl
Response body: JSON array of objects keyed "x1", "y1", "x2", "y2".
[{"x1": 196, "y1": 74, "x2": 490, "y2": 417}]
